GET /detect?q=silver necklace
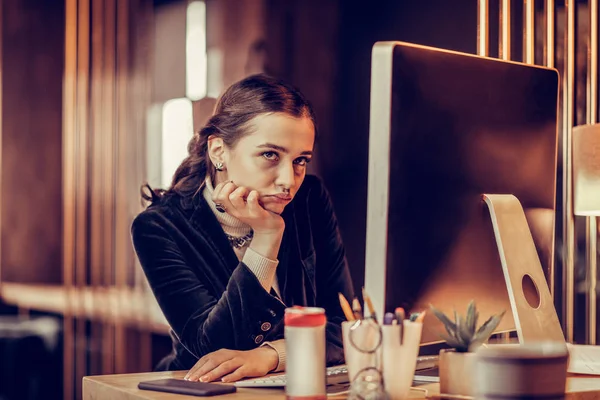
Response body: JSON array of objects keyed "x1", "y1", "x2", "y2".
[{"x1": 226, "y1": 231, "x2": 254, "y2": 249}]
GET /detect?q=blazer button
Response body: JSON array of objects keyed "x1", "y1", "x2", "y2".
[
  {"x1": 261, "y1": 322, "x2": 271, "y2": 332},
  {"x1": 254, "y1": 334, "x2": 264, "y2": 344}
]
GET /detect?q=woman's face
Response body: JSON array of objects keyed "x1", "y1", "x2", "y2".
[{"x1": 212, "y1": 112, "x2": 315, "y2": 214}]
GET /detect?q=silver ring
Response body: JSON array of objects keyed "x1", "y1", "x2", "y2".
[{"x1": 214, "y1": 203, "x2": 226, "y2": 213}]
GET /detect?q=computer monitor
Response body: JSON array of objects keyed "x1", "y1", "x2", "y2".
[{"x1": 364, "y1": 42, "x2": 560, "y2": 346}]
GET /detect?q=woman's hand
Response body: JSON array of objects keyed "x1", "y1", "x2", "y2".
[
  {"x1": 212, "y1": 181, "x2": 285, "y2": 260},
  {"x1": 184, "y1": 346, "x2": 279, "y2": 383},
  {"x1": 212, "y1": 181, "x2": 285, "y2": 235}
]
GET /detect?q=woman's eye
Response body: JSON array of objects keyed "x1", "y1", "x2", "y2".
[
  {"x1": 262, "y1": 151, "x2": 279, "y2": 161},
  {"x1": 294, "y1": 157, "x2": 311, "y2": 166}
]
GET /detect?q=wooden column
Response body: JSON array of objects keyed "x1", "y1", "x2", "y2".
[{"x1": 63, "y1": 0, "x2": 152, "y2": 398}]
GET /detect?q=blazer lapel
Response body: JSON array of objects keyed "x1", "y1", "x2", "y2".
[{"x1": 187, "y1": 193, "x2": 239, "y2": 276}]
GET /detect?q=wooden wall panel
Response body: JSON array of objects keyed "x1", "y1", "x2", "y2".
[
  {"x1": 152, "y1": 1, "x2": 186, "y2": 103},
  {"x1": 264, "y1": 0, "x2": 339, "y2": 180},
  {"x1": 211, "y1": 0, "x2": 265, "y2": 88},
  {"x1": 1, "y1": 0, "x2": 65, "y2": 284}
]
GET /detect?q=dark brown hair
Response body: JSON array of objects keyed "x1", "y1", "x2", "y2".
[{"x1": 141, "y1": 74, "x2": 316, "y2": 204}]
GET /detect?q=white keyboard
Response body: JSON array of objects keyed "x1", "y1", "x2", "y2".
[
  {"x1": 234, "y1": 356, "x2": 438, "y2": 388},
  {"x1": 235, "y1": 365, "x2": 348, "y2": 388}
]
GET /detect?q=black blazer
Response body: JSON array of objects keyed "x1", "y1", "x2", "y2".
[{"x1": 131, "y1": 175, "x2": 355, "y2": 370}]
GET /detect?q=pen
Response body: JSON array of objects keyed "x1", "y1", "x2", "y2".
[
  {"x1": 362, "y1": 287, "x2": 377, "y2": 322},
  {"x1": 383, "y1": 312, "x2": 395, "y2": 325},
  {"x1": 338, "y1": 293, "x2": 355, "y2": 321},
  {"x1": 352, "y1": 298, "x2": 363, "y2": 320}
]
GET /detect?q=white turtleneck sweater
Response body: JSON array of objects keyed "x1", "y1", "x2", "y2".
[{"x1": 202, "y1": 179, "x2": 286, "y2": 372}]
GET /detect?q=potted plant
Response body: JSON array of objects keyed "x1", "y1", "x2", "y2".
[{"x1": 430, "y1": 301, "x2": 505, "y2": 397}]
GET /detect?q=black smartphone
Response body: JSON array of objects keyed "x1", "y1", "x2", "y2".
[{"x1": 138, "y1": 378, "x2": 236, "y2": 397}]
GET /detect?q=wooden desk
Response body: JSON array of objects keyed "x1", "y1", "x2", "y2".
[
  {"x1": 82, "y1": 370, "x2": 429, "y2": 399},
  {"x1": 84, "y1": 371, "x2": 298, "y2": 400},
  {"x1": 82, "y1": 370, "x2": 600, "y2": 399}
]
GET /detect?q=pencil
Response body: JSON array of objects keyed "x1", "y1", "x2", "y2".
[
  {"x1": 352, "y1": 298, "x2": 363, "y2": 320},
  {"x1": 395, "y1": 307, "x2": 405, "y2": 344},
  {"x1": 338, "y1": 293, "x2": 355, "y2": 321},
  {"x1": 415, "y1": 310, "x2": 426, "y2": 323},
  {"x1": 362, "y1": 287, "x2": 377, "y2": 322}
]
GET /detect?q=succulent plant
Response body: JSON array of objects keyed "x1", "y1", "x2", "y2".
[{"x1": 430, "y1": 300, "x2": 505, "y2": 353}]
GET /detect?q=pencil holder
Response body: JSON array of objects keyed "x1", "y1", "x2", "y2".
[
  {"x1": 342, "y1": 319, "x2": 381, "y2": 382},
  {"x1": 381, "y1": 321, "x2": 423, "y2": 400}
]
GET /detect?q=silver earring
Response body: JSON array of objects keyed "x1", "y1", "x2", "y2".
[{"x1": 215, "y1": 162, "x2": 224, "y2": 171}]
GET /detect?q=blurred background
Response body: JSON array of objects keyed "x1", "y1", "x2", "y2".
[{"x1": 0, "y1": 0, "x2": 597, "y2": 399}]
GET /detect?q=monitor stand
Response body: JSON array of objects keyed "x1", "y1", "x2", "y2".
[
  {"x1": 414, "y1": 194, "x2": 567, "y2": 383},
  {"x1": 482, "y1": 194, "x2": 565, "y2": 344}
]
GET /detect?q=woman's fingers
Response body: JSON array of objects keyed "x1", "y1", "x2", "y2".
[
  {"x1": 185, "y1": 350, "x2": 233, "y2": 381},
  {"x1": 199, "y1": 358, "x2": 243, "y2": 382},
  {"x1": 211, "y1": 181, "x2": 226, "y2": 203},
  {"x1": 228, "y1": 186, "x2": 249, "y2": 211},
  {"x1": 220, "y1": 365, "x2": 250, "y2": 383},
  {"x1": 212, "y1": 183, "x2": 283, "y2": 233},
  {"x1": 213, "y1": 181, "x2": 237, "y2": 213},
  {"x1": 246, "y1": 190, "x2": 262, "y2": 215},
  {"x1": 186, "y1": 357, "x2": 218, "y2": 382},
  {"x1": 184, "y1": 355, "x2": 211, "y2": 381}
]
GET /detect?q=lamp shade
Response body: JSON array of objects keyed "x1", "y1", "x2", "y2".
[{"x1": 573, "y1": 124, "x2": 600, "y2": 216}]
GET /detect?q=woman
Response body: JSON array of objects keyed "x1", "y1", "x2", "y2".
[{"x1": 131, "y1": 74, "x2": 354, "y2": 383}]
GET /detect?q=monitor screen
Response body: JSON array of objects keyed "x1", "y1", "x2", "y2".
[{"x1": 365, "y1": 42, "x2": 559, "y2": 345}]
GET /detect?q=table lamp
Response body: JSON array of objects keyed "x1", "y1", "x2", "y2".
[
  {"x1": 573, "y1": 124, "x2": 600, "y2": 216},
  {"x1": 572, "y1": 124, "x2": 600, "y2": 345}
]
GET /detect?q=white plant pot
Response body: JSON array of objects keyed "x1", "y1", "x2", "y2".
[{"x1": 439, "y1": 349, "x2": 476, "y2": 397}]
